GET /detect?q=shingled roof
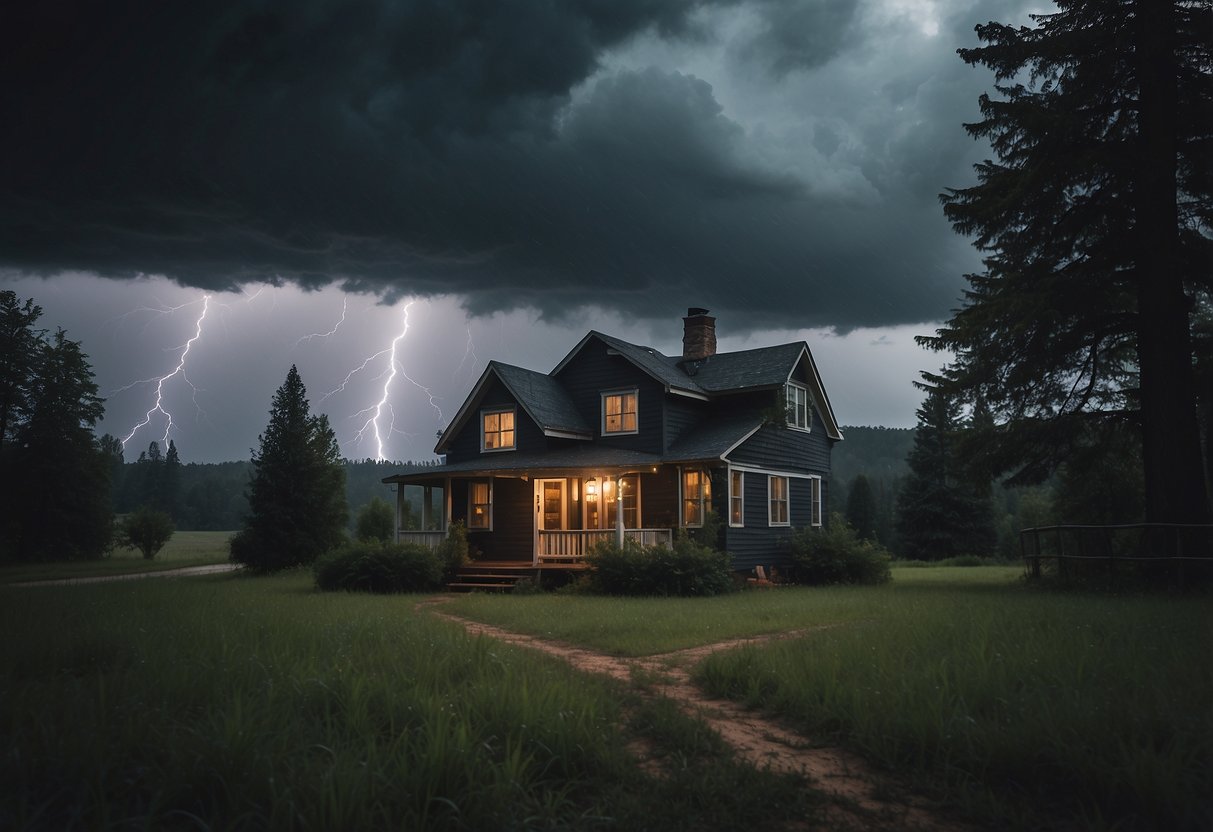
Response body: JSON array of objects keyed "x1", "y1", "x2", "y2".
[{"x1": 434, "y1": 361, "x2": 591, "y2": 454}]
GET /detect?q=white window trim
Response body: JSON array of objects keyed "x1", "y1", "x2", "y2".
[
  {"x1": 728, "y1": 469, "x2": 744, "y2": 528},
  {"x1": 480, "y1": 406, "x2": 517, "y2": 453},
  {"x1": 810, "y1": 475, "x2": 823, "y2": 527},
  {"x1": 767, "y1": 475, "x2": 790, "y2": 527},
  {"x1": 785, "y1": 381, "x2": 810, "y2": 432},
  {"x1": 600, "y1": 388, "x2": 639, "y2": 437},
  {"x1": 467, "y1": 478, "x2": 493, "y2": 531},
  {"x1": 679, "y1": 467, "x2": 708, "y2": 528}
]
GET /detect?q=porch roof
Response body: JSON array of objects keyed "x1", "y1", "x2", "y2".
[
  {"x1": 382, "y1": 445, "x2": 666, "y2": 483},
  {"x1": 665, "y1": 413, "x2": 764, "y2": 463}
]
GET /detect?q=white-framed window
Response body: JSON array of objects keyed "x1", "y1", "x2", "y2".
[
  {"x1": 583, "y1": 476, "x2": 640, "y2": 529},
  {"x1": 681, "y1": 468, "x2": 710, "y2": 527},
  {"x1": 468, "y1": 480, "x2": 492, "y2": 530},
  {"x1": 729, "y1": 470, "x2": 744, "y2": 527},
  {"x1": 601, "y1": 389, "x2": 638, "y2": 435},
  {"x1": 786, "y1": 382, "x2": 810, "y2": 431},
  {"x1": 481, "y1": 408, "x2": 516, "y2": 452},
  {"x1": 768, "y1": 475, "x2": 790, "y2": 526},
  {"x1": 810, "y1": 476, "x2": 822, "y2": 527}
]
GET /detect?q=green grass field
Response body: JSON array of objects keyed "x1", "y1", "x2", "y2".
[
  {"x1": 450, "y1": 566, "x2": 1213, "y2": 831},
  {"x1": 0, "y1": 530, "x2": 234, "y2": 584},
  {"x1": 0, "y1": 571, "x2": 820, "y2": 831},
  {"x1": 4, "y1": 564, "x2": 1208, "y2": 830}
]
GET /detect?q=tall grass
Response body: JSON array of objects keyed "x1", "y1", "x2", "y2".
[
  {"x1": 693, "y1": 581, "x2": 1213, "y2": 831},
  {"x1": 0, "y1": 572, "x2": 819, "y2": 830}
]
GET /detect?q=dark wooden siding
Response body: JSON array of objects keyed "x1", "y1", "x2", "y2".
[
  {"x1": 445, "y1": 375, "x2": 546, "y2": 463},
  {"x1": 726, "y1": 411, "x2": 832, "y2": 475},
  {"x1": 641, "y1": 466, "x2": 679, "y2": 529},
  {"x1": 663, "y1": 396, "x2": 705, "y2": 451},
  {"x1": 722, "y1": 471, "x2": 793, "y2": 571},
  {"x1": 458, "y1": 476, "x2": 533, "y2": 561},
  {"x1": 552, "y1": 337, "x2": 665, "y2": 454}
]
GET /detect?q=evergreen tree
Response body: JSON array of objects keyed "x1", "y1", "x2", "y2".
[
  {"x1": 895, "y1": 386, "x2": 996, "y2": 560},
  {"x1": 161, "y1": 439, "x2": 181, "y2": 520},
  {"x1": 230, "y1": 366, "x2": 347, "y2": 571},
  {"x1": 0, "y1": 291, "x2": 44, "y2": 449},
  {"x1": 98, "y1": 433, "x2": 125, "y2": 512},
  {"x1": 7, "y1": 329, "x2": 111, "y2": 560},
  {"x1": 845, "y1": 474, "x2": 878, "y2": 541},
  {"x1": 923, "y1": 1, "x2": 1212, "y2": 527}
]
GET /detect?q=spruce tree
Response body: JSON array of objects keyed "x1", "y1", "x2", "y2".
[
  {"x1": 845, "y1": 474, "x2": 878, "y2": 541},
  {"x1": 895, "y1": 387, "x2": 996, "y2": 560},
  {"x1": 230, "y1": 366, "x2": 347, "y2": 571},
  {"x1": 924, "y1": 1, "x2": 1211, "y2": 527},
  {"x1": 8, "y1": 329, "x2": 111, "y2": 560},
  {"x1": 161, "y1": 439, "x2": 181, "y2": 520}
]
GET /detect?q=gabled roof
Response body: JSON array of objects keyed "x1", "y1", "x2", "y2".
[
  {"x1": 434, "y1": 361, "x2": 591, "y2": 454},
  {"x1": 550, "y1": 331, "x2": 842, "y2": 440},
  {"x1": 682, "y1": 342, "x2": 806, "y2": 391},
  {"x1": 551, "y1": 331, "x2": 707, "y2": 398}
]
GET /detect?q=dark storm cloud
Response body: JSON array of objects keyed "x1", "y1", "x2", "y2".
[{"x1": 0, "y1": 0, "x2": 1010, "y2": 331}]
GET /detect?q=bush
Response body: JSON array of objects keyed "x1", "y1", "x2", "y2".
[
  {"x1": 789, "y1": 513, "x2": 892, "y2": 586},
  {"x1": 313, "y1": 541, "x2": 443, "y2": 593},
  {"x1": 355, "y1": 496, "x2": 395, "y2": 542},
  {"x1": 115, "y1": 506, "x2": 175, "y2": 560},
  {"x1": 585, "y1": 535, "x2": 734, "y2": 597},
  {"x1": 434, "y1": 521, "x2": 469, "y2": 582}
]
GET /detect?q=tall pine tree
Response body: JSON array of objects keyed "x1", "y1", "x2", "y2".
[
  {"x1": 896, "y1": 387, "x2": 996, "y2": 560},
  {"x1": 923, "y1": 1, "x2": 1211, "y2": 527},
  {"x1": 230, "y1": 366, "x2": 347, "y2": 571},
  {"x1": 7, "y1": 329, "x2": 112, "y2": 560}
]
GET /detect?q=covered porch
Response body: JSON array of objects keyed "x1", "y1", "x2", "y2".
[{"x1": 384, "y1": 458, "x2": 678, "y2": 565}]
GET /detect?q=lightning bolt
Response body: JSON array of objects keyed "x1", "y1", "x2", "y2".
[
  {"x1": 323, "y1": 300, "x2": 445, "y2": 461},
  {"x1": 293, "y1": 295, "x2": 348, "y2": 347},
  {"x1": 119, "y1": 294, "x2": 211, "y2": 450},
  {"x1": 452, "y1": 325, "x2": 480, "y2": 381}
]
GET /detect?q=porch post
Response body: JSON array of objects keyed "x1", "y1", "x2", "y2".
[
  {"x1": 615, "y1": 475, "x2": 625, "y2": 548},
  {"x1": 394, "y1": 484, "x2": 403, "y2": 544}
]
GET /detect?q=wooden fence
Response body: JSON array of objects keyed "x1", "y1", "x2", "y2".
[{"x1": 1020, "y1": 523, "x2": 1212, "y2": 584}]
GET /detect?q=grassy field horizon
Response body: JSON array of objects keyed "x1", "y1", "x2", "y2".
[{"x1": 0, "y1": 530, "x2": 234, "y2": 584}]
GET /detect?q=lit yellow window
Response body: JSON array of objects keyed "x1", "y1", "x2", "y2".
[
  {"x1": 602, "y1": 391, "x2": 638, "y2": 434},
  {"x1": 482, "y1": 409, "x2": 515, "y2": 451}
]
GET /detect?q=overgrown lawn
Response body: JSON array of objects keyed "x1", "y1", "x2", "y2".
[
  {"x1": 451, "y1": 566, "x2": 1210, "y2": 830},
  {"x1": 0, "y1": 571, "x2": 819, "y2": 830}
]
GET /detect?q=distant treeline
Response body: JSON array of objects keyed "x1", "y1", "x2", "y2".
[{"x1": 112, "y1": 444, "x2": 436, "y2": 532}]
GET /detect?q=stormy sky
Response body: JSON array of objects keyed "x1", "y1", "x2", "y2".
[{"x1": 1, "y1": 0, "x2": 1040, "y2": 463}]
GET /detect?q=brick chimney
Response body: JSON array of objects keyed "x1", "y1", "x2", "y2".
[{"x1": 682, "y1": 307, "x2": 717, "y2": 362}]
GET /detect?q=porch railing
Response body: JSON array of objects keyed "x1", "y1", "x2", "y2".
[
  {"x1": 396, "y1": 530, "x2": 447, "y2": 549},
  {"x1": 538, "y1": 528, "x2": 672, "y2": 562}
]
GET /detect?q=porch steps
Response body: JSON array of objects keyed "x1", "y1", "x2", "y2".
[{"x1": 446, "y1": 564, "x2": 537, "y2": 593}]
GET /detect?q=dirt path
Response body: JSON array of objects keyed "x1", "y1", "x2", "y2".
[
  {"x1": 11, "y1": 563, "x2": 242, "y2": 586},
  {"x1": 417, "y1": 597, "x2": 966, "y2": 831}
]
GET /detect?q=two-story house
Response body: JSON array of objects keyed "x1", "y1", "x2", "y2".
[{"x1": 382, "y1": 309, "x2": 842, "y2": 575}]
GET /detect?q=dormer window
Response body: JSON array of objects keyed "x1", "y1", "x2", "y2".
[
  {"x1": 481, "y1": 408, "x2": 516, "y2": 451},
  {"x1": 786, "y1": 382, "x2": 810, "y2": 431},
  {"x1": 601, "y1": 389, "x2": 638, "y2": 435}
]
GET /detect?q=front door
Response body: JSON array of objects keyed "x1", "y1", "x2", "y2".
[
  {"x1": 536, "y1": 479, "x2": 566, "y2": 531},
  {"x1": 534, "y1": 479, "x2": 567, "y2": 562}
]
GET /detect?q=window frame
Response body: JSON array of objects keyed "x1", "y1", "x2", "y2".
[
  {"x1": 600, "y1": 389, "x2": 639, "y2": 436},
  {"x1": 729, "y1": 469, "x2": 744, "y2": 528},
  {"x1": 467, "y1": 479, "x2": 493, "y2": 531},
  {"x1": 767, "y1": 475, "x2": 790, "y2": 527},
  {"x1": 680, "y1": 467, "x2": 710, "y2": 528},
  {"x1": 480, "y1": 407, "x2": 517, "y2": 453},
  {"x1": 785, "y1": 382, "x2": 810, "y2": 432},
  {"x1": 810, "y1": 475, "x2": 822, "y2": 527}
]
